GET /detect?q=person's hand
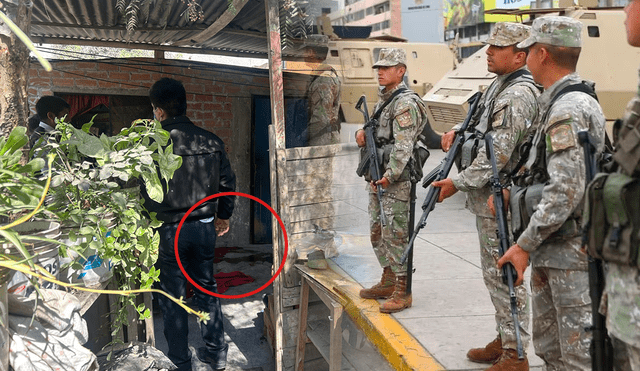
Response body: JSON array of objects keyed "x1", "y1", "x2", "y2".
[
  {"x1": 431, "y1": 178, "x2": 458, "y2": 202},
  {"x1": 370, "y1": 177, "x2": 390, "y2": 191},
  {"x1": 497, "y1": 244, "x2": 529, "y2": 286},
  {"x1": 487, "y1": 188, "x2": 510, "y2": 217},
  {"x1": 215, "y1": 218, "x2": 230, "y2": 237},
  {"x1": 355, "y1": 129, "x2": 366, "y2": 147},
  {"x1": 441, "y1": 130, "x2": 456, "y2": 152}
]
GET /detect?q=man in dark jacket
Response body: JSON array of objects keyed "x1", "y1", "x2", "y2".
[
  {"x1": 144, "y1": 78, "x2": 236, "y2": 371},
  {"x1": 29, "y1": 96, "x2": 70, "y2": 151}
]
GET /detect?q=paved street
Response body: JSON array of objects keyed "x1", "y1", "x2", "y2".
[{"x1": 329, "y1": 138, "x2": 544, "y2": 370}]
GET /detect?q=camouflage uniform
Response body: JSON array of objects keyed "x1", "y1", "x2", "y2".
[
  {"x1": 368, "y1": 49, "x2": 428, "y2": 277},
  {"x1": 603, "y1": 67, "x2": 640, "y2": 371},
  {"x1": 307, "y1": 63, "x2": 341, "y2": 146},
  {"x1": 516, "y1": 16, "x2": 606, "y2": 371},
  {"x1": 452, "y1": 23, "x2": 539, "y2": 352}
]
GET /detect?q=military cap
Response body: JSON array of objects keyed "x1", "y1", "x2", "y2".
[
  {"x1": 517, "y1": 16, "x2": 583, "y2": 48},
  {"x1": 485, "y1": 22, "x2": 531, "y2": 46},
  {"x1": 372, "y1": 48, "x2": 407, "y2": 68}
]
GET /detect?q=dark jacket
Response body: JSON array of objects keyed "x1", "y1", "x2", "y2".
[{"x1": 142, "y1": 116, "x2": 236, "y2": 223}]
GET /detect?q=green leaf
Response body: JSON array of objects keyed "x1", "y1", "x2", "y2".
[
  {"x1": 141, "y1": 171, "x2": 163, "y2": 203},
  {"x1": 0, "y1": 229, "x2": 35, "y2": 269},
  {"x1": 81, "y1": 120, "x2": 95, "y2": 133},
  {"x1": 14, "y1": 158, "x2": 45, "y2": 174},
  {"x1": 77, "y1": 134, "x2": 105, "y2": 157}
]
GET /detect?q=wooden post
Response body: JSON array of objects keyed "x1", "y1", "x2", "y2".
[
  {"x1": 265, "y1": 1, "x2": 288, "y2": 370},
  {"x1": 0, "y1": 0, "x2": 32, "y2": 137}
]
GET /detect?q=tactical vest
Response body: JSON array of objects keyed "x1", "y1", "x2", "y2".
[
  {"x1": 510, "y1": 82, "x2": 599, "y2": 241},
  {"x1": 457, "y1": 69, "x2": 539, "y2": 170},
  {"x1": 583, "y1": 95, "x2": 640, "y2": 267},
  {"x1": 373, "y1": 87, "x2": 431, "y2": 183}
]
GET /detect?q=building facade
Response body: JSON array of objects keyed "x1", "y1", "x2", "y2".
[
  {"x1": 330, "y1": 0, "x2": 402, "y2": 39},
  {"x1": 402, "y1": 0, "x2": 445, "y2": 43}
]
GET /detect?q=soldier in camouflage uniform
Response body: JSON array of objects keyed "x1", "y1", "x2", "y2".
[
  {"x1": 304, "y1": 38, "x2": 341, "y2": 146},
  {"x1": 498, "y1": 16, "x2": 606, "y2": 370},
  {"x1": 601, "y1": 2, "x2": 640, "y2": 369},
  {"x1": 355, "y1": 48, "x2": 428, "y2": 313},
  {"x1": 432, "y1": 23, "x2": 538, "y2": 371}
]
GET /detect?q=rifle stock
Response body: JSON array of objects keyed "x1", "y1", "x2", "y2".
[
  {"x1": 356, "y1": 95, "x2": 387, "y2": 226},
  {"x1": 578, "y1": 130, "x2": 613, "y2": 371},
  {"x1": 485, "y1": 133, "x2": 524, "y2": 360},
  {"x1": 400, "y1": 91, "x2": 482, "y2": 264}
]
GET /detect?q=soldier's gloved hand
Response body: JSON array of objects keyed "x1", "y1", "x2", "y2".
[
  {"x1": 497, "y1": 244, "x2": 529, "y2": 286},
  {"x1": 487, "y1": 188, "x2": 510, "y2": 217},
  {"x1": 441, "y1": 130, "x2": 456, "y2": 152},
  {"x1": 355, "y1": 129, "x2": 366, "y2": 147},
  {"x1": 431, "y1": 178, "x2": 458, "y2": 202}
]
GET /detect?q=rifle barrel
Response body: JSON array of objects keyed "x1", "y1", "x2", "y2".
[
  {"x1": 399, "y1": 91, "x2": 482, "y2": 264},
  {"x1": 485, "y1": 133, "x2": 525, "y2": 360}
]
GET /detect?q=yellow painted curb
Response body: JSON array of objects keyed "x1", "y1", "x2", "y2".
[{"x1": 299, "y1": 261, "x2": 445, "y2": 371}]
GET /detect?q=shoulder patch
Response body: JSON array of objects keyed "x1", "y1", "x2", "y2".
[
  {"x1": 547, "y1": 123, "x2": 576, "y2": 152},
  {"x1": 396, "y1": 111, "x2": 414, "y2": 128},
  {"x1": 547, "y1": 112, "x2": 572, "y2": 128},
  {"x1": 394, "y1": 98, "x2": 413, "y2": 115}
]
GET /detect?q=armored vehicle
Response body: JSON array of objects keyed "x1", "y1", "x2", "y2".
[
  {"x1": 286, "y1": 38, "x2": 456, "y2": 123},
  {"x1": 423, "y1": 6, "x2": 640, "y2": 133}
]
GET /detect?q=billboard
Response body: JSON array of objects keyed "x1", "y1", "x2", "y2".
[
  {"x1": 444, "y1": 0, "x2": 485, "y2": 29},
  {"x1": 444, "y1": 0, "x2": 534, "y2": 29},
  {"x1": 484, "y1": 0, "x2": 530, "y2": 23}
]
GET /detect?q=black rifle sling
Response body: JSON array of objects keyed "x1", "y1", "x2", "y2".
[
  {"x1": 371, "y1": 88, "x2": 408, "y2": 121},
  {"x1": 509, "y1": 82, "x2": 599, "y2": 180}
]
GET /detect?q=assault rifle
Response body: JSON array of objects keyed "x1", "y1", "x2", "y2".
[
  {"x1": 400, "y1": 91, "x2": 482, "y2": 264},
  {"x1": 485, "y1": 133, "x2": 524, "y2": 360},
  {"x1": 578, "y1": 130, "x2": 613, "y2": 371},
  {"x1": 355, "y1": 95, "x2": 387, "y2": 226}
]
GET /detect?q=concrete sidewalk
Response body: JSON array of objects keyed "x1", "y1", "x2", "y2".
[{"x1": 330, "y1": 148, "x2": 544, "y2": 370}]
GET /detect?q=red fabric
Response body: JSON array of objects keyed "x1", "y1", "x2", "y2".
[
  {"x1": 213, "y1": 271, "x2": 255, "y2": 294},
  {"x1": 63, "y1": 95, "x2": 109, "y2": 119}
]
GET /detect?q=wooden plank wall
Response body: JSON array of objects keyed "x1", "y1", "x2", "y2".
[{"x1": 274, "y1": 139, "x2": 366, "y2": 371}]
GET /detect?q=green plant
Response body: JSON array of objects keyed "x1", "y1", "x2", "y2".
[{"x1": 42, "y1": 117, "x2": 182, "y2": 339}]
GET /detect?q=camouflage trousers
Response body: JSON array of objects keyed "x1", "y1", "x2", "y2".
[
  {"x1": 612, "y1": 335, "x2": 640, "y2": 371},
  {"x1": 476, "y1": 216, "x2": 530, "y2": 351},
  {"x1": 531, "y1": 266, "x2": 591, "y2": 371},
  {"x1": 368, "y1": 181, "x2": 411, "y2": 276}
]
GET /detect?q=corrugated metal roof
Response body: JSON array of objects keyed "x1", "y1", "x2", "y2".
[{"x1": 29, "y1": 0, "x2": 299, "y2": 58}]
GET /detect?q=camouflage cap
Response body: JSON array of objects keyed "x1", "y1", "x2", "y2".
[
  {"x1": 372, "y1": 48, "x2": 407, "y2": 68},
  {"x1": 517, "y1": 16, "x2": 583, "y2": 48},
  {"x1": 484, "y1": 22, "x2": 531, "y2": 46}
]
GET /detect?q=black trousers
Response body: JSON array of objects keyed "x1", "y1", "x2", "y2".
[{"x1": 154, "y1": 219, "x2": 227, "y2": 371}]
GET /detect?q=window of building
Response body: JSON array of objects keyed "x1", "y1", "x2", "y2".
[
  {"x1": 366, "y1": 6, "x2": 373, "y2": 15},
  {"x1": 374, "y1": 1, "x2": 390, "y2": 14},
  {"x1": 478, "y1": 23, "x2": 491, "y2": 36},
  {"x1": 381, "y1": 20, "x2": 390, "y2": 29},
  {"x1": 354, "y1": 10, "x2": 365, "y2": 21}
]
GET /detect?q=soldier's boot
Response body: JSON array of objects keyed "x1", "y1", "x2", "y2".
[
  {"x1": 484, "y1": 349, "x2": 528, "y2": 371},
  {"x1": 379, "y1": 276, "x2": 412, "y2": 313},
  {"x1": 467, "y1": 336, "x2": 503, "y2": 364},
  {"x1": 359, "y1": 266, "x2": 395, "y2": 299}
]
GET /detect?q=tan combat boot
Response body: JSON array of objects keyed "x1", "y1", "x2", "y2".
[
  {"x1": 379, "y1": 276, "x2": 412, "y2": 313},
  {"x1": 360, "y1": 266, "x2": 395, "y2": 299},
  {"x1": 484, "y1": 349, "x2": 528, "y2": 371},
  {"x1": 467, "y1": 336, "x2": 503, "y2": 364}
]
